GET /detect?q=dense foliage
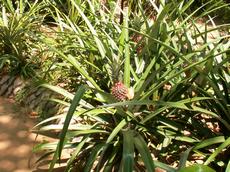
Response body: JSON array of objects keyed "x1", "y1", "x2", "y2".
[{"x1": 0, "y1": 0, "x2": 229, "y2": 171}]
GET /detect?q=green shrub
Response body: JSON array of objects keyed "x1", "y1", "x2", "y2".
[{"x1": 0, "y1": 0, "x2": 45, "y2": 78}]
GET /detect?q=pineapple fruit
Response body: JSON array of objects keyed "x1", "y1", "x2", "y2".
[{"x1": 111, "y1": 81, "x2": 134, "y2": 101}]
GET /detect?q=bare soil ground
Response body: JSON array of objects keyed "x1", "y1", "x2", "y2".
[
  {"x1": 0, "y1": 98, "x2": 38, "y2": 172},
  {"x1": 0, "y1": 98, "x2": 68, "y2": 172}
]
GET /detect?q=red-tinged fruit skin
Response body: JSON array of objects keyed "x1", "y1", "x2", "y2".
[{"x1": 111, "y1": 82, "x2": 128, "y2": 101}]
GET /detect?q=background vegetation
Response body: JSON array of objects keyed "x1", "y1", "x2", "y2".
[{"x1": 0, "y1": 0, "x2": 229, "y2": 171}]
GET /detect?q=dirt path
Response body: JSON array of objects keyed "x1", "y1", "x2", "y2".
[{"x1": 0, "y1": 98, "x2": 38, "y2": 172}]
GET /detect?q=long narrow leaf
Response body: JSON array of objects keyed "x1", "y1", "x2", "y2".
[
  {"x1": 194, "y1": 136, "x2": 225, "y2": 150},
  {"x1": 64, "y1": 136, "x2": 89, "y2": 172},
  {"x1": 70, "y1": 0, "x2": 106, "y2": 58},
  {"x1": 123, "y1": 8, "x2": 130, "y2": 87},
  {"x1": 177, "y1": 147, "x2": 193, "y2": 170},
  {"x1": 226, "y1": 160, "x2": 230, "y2": 172},
  {"x1": 122, "y1": 129, "x2": 134, "y2": 172},
  {"x1": 204, "y1": 137, "x2": 230, "y2": 165},
  {"x1": 49, "y1": 85, "x2": 86, "y2": 171},
  {"x1": 106, "y1": 119, "x2": 127, "y2": 144},
  {"x1": 134, "y1": 132, "x2": 155, "y2": 172},
  {"x1": 84, "y1": 144, "x2": 104, "y2": 172}
]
